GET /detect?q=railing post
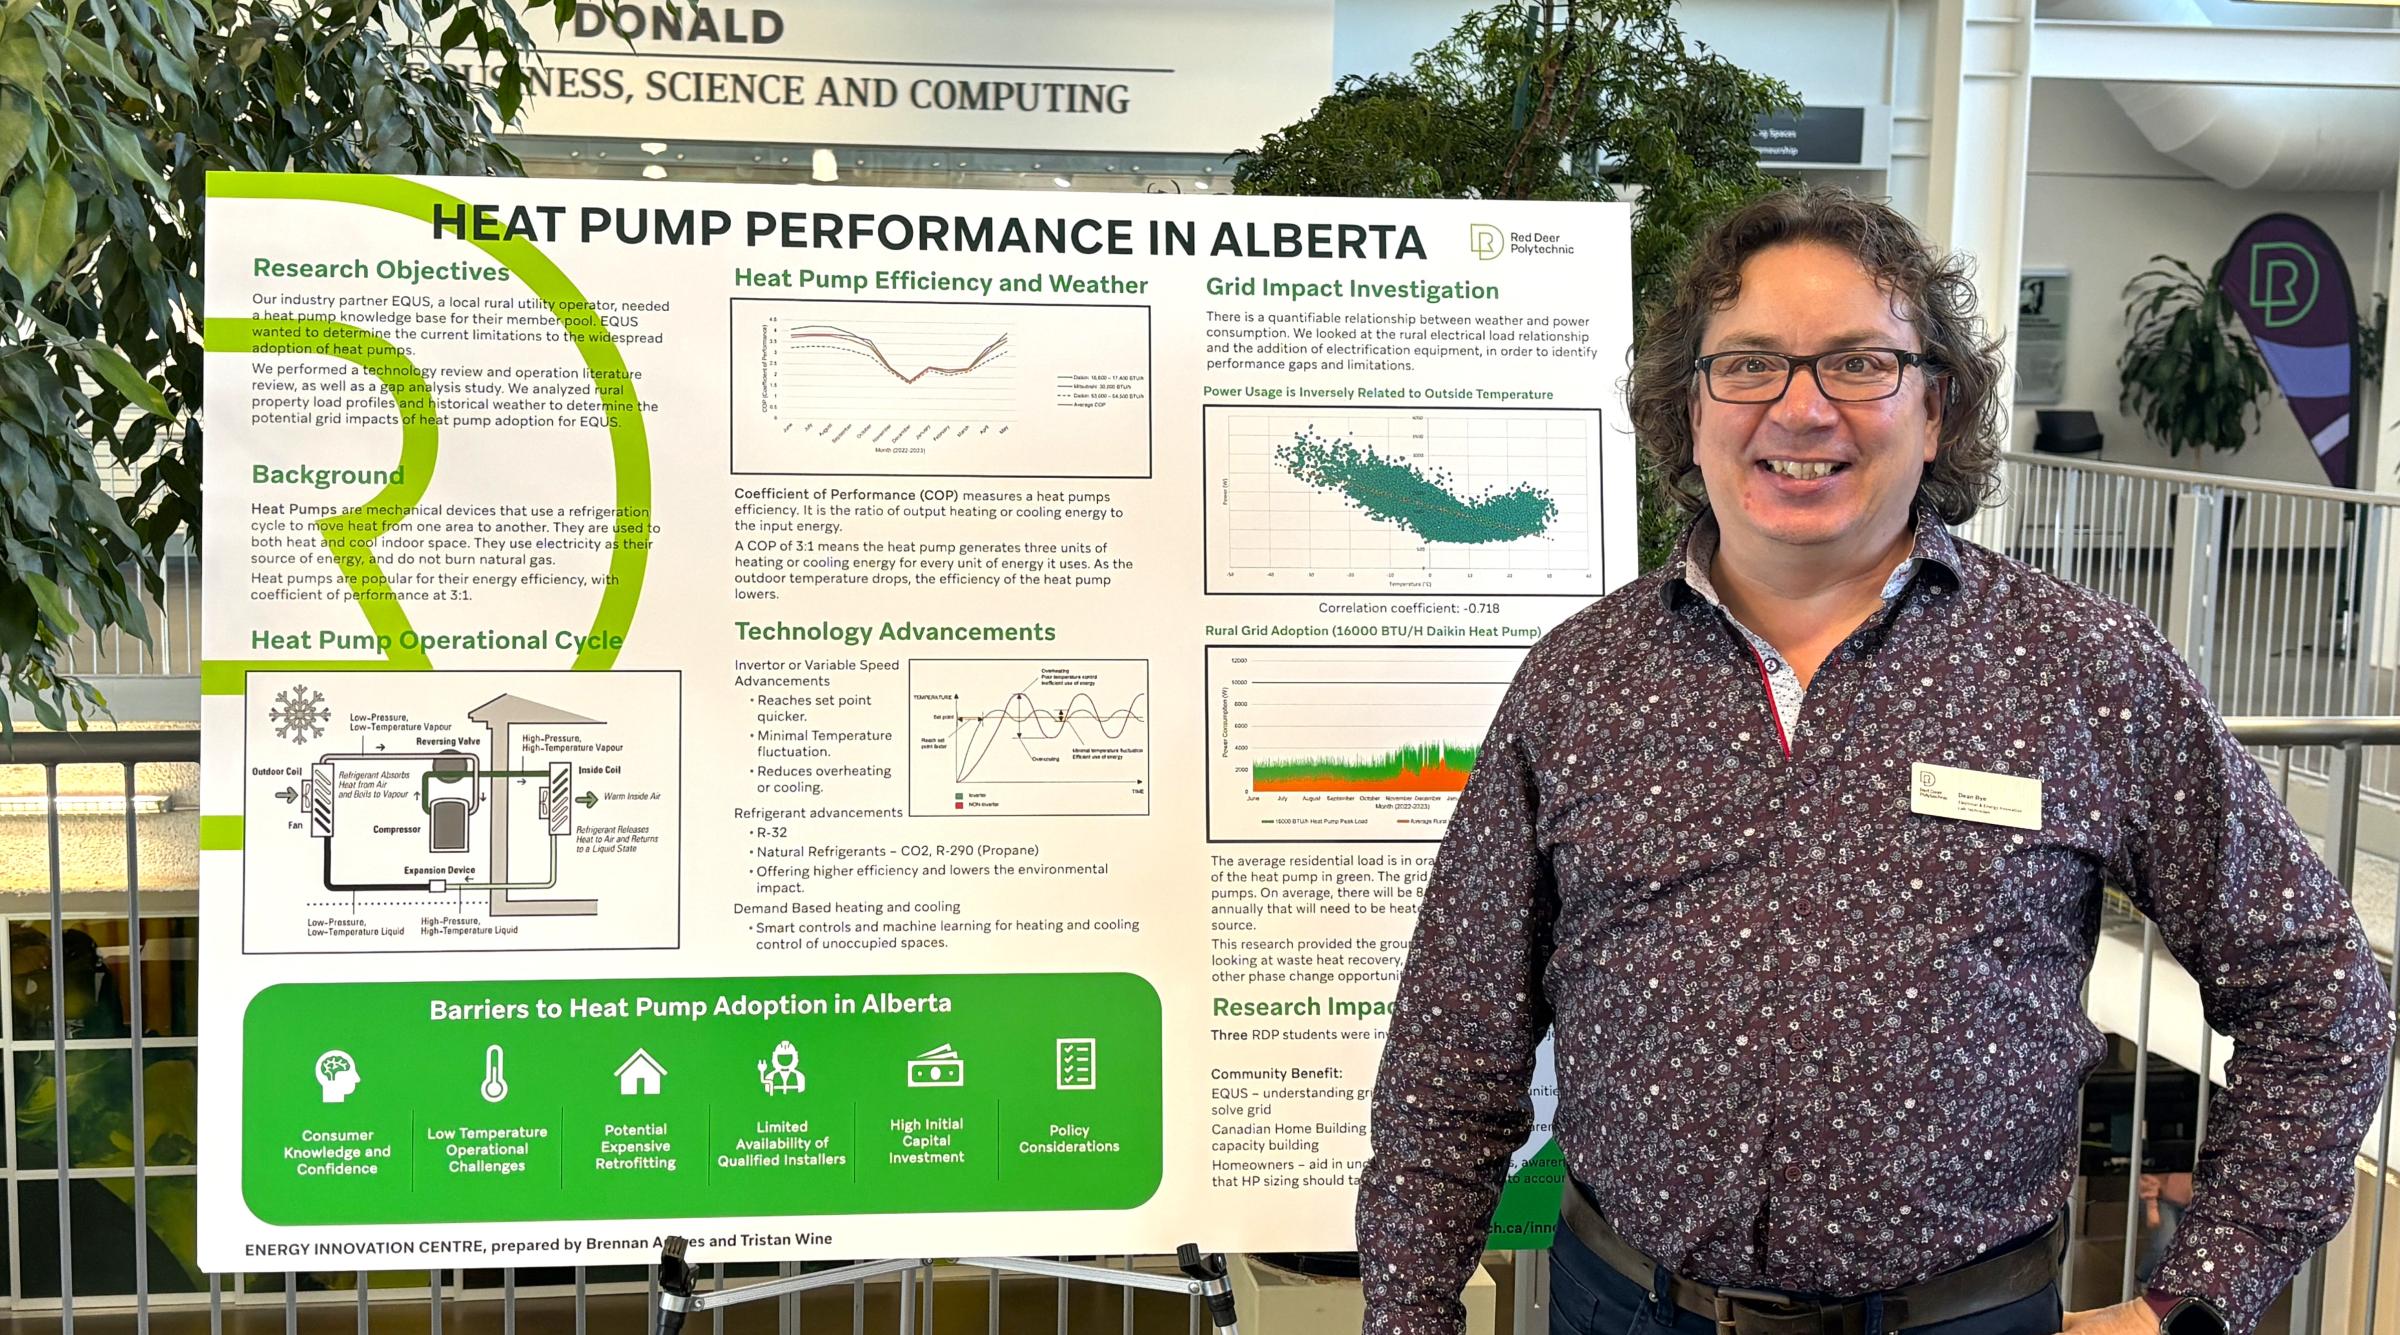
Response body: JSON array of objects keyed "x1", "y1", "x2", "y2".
[
  {"x1": 2292, "y1": 1250, "x2": 2328, "y2": 1335},
  {"x1": 2054, "y1": 465, "x2": 2081, "y2": 581},
  {"x1": 2165, "y1": 487, "x2": 2222, "y2": 683},
  {"x1": 2328, "y1": 740, "x2": 2364, "y2": 891}
]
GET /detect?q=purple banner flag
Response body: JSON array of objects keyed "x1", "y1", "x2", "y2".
[{"x1": 2217, "y1": 213, "x2": 2361, "y2": 489}]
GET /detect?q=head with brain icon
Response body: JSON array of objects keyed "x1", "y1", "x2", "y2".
[{"x1": 315, "y1": 1049, "x2": 360, "y2": 1103}]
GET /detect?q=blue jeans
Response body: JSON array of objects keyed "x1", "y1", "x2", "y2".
[{"x1": 1547, "y1": 1220, "x2": 2064, "y2": 1335}]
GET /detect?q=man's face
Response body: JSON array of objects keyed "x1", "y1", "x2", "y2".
[{"x1": 1688, "y1": 240, "x2": 1941, "y2": 562}]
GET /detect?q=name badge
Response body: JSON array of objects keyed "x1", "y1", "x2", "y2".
[{"x1": 1911, "y1": 762, "x2": 2043, "y2": 830}]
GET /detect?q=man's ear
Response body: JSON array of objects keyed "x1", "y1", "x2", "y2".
[{"x1": 1921, "y1": 375, "x2": 1947, "y2": 463}]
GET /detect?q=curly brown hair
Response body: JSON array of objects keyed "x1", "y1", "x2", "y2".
[{"x1": 1628, "y1": 185, "x2": 2006, "y2": 524}]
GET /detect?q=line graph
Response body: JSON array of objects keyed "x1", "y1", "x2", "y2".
[
  {"x1": 786, "y1": 324, "x2": 1011, "y2": 385},
  {"x1": 908, "y1": 658, "x2": 1150, "y2": 818},
  {"x1": 1203, "y1": 405, "x2": 1607, "y2": 596},
  {"x1": 731, "y1": 298, "x2": 1153, "y2": 479},
  {"x1": 1206, "y1": 645, "x2": 1523, "y2": 841}
]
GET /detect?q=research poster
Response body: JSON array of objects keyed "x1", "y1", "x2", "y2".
[{"x1": 199, "y1": 173, "x2": 1632, "y2": 1270}]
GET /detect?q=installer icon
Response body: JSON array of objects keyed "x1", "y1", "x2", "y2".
[{"x1": 758, "y1": 1040, "x2": 805, "y2": 1096}]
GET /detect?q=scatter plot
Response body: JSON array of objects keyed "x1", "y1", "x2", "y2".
[
  {"x1": 1274, "y1": 430, "x2": 1559, "y2": 545},
  {"x1": 1203, "y1": 405, "x2": 1606, "y2": 595}
]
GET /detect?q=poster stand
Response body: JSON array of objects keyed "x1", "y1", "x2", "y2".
[{"x1": 652, "y1": 1236, "x2": 1240, "y2": 1334}]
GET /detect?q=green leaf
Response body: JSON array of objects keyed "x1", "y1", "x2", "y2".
[
  {"x1": 96, "y1": 120, "x2": 162, "y2": 194},
  {"x1": 0, "y1": 31, "x2": 43, "y2": 95},
  {"x1": 437, "y1": 8, "x2": 478, "y2": 51},
  {"x1": 75, "y1": 341, "x2": 168, "y2": 418},
  {"x1": 62, "y1": 31, "x2": 142, "y2": 100},
  {"x1": 70, "y1": 478, "x2": 138, "y2": 548},
  {"x1": 21, "y1": 572, "x2": 74, "y2": 636},
  {"x1": 4, "y1": 168, "x2": 42, "y2": 287},
  {"x1": 0, "y1": 91, "x2": 31, "y2": 179},
  {"x1": 30, "y1": 163, "x2": 70, "y2": 284}
]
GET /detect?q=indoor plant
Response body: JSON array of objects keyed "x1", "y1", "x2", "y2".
[{"x1": 2117, "y1": 254, "x2": 2275, "y2": 460}]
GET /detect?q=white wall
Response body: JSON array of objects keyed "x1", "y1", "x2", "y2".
[{"x1": 2018, "y1": 77, "x2": 2387, "y2": 490}]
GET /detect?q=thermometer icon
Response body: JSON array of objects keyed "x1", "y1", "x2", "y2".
[{"x1": 481, "y1": 1045, "x2": 509, "y2": 1103}]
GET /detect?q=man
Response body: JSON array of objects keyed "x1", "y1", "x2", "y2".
[{"x1": 1356, "y1": 186, "x2": 2391, "y2": 1335}]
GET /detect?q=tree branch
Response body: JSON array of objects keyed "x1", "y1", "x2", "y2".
[{"x1": 1497, "y1": 0, "x2": 1575, "y2": 198}]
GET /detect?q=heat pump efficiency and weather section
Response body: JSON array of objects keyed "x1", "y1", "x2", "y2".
[{"x1": 729, "y1": 298, "x2": 1152, "y2": 480}]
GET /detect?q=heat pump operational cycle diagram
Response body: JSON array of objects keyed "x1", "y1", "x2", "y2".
[{"x1": 239, "y1": 670, "x2": 682, "y2": 955}]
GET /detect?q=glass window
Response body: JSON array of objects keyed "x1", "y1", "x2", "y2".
[
  {"x1": 13, "y1": 919, "x2": 133, "y2": 1041},
  {"x1": 15, "y1": 1177, "x2": 177, "y2": 1301}
]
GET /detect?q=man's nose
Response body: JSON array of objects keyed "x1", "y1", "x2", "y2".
[{"x1": 1769, "y1": 363, "x2": 1842, "y2": 430}]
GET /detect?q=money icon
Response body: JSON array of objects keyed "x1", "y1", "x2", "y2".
[{"x1": 906, "y1": 1044, "x2": 964, "y2": 1088}]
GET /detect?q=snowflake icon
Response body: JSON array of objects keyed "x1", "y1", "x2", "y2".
[{"x1": 270, "y1": 685, "x2": 328, "y2": 744}]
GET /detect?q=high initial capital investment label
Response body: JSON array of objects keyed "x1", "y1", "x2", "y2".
[{"x1": 200, "y1": 172, "x2": 1634, "y2": 1267}]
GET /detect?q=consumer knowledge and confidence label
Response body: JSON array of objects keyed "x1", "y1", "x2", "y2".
[{"x1": 198, "y1": 172, "x2": 1634, "y2": 1269}]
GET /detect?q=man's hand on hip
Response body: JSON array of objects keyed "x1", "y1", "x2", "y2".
[{"x1": 2059, "y1": 1299, "x2": 2163, "y2": 1334}]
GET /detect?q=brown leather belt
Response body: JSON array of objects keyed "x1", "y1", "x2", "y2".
[{"x1": 1560, "y1": 1181, "x2": 2062, "y2": 1335}]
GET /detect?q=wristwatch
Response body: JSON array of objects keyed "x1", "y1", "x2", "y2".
[{"x1": 2155, "y1": 1296, "x2": 2230, "y2": 1335}]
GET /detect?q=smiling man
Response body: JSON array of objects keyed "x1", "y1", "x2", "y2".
[{"x1": 1356, "y1": 187, "x2": 2390, "y2": 1335}]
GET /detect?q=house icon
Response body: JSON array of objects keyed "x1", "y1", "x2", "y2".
[{"x1": 615, "y1": 1049, "x2": 667, "y2": 1096}]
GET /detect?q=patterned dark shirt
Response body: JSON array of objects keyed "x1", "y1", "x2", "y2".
[{"x1": 1358, "y1": 508, "x2": 2392, "y2": 1334}]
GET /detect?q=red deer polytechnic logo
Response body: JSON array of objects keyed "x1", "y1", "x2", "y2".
[{"x1": 1469, "y1": 224, "x2": 1507, "y2": 261}]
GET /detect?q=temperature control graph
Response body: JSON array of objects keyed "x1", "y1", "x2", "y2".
[
  {"x1": 1203, "y1": 405, "x2": 1607, "y2": 596},
  {"x1": 908, "y1": 658, "x2": 1151, "y2": 818},
  {"x1": 1206, "y1": 645, "x2": 1524, "y2": 841},
  {"x1": 731, "y1": 297, "x2": 1153, "y2": 479}
]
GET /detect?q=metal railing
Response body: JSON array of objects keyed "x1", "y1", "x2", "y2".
[
  {"x1": 4, "y1": 720, "x2": 2400, "y2": 1335},
  {"x1": 0, "y1": 728, "x2": 1230, "y2": 1335},
  {"x1": 1962, "y1": 452, "x2": 2400, "y2": 808}
]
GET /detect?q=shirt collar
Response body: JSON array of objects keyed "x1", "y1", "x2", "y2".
[{"x1": 1661, "y1": 505, "x2": 1962, "y2": 611}]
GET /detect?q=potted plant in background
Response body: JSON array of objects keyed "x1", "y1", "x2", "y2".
[
  {"x1": 2118, "y1": 254, "x2": 2276, "y2": 555},
  {"x1": 1233, "y1": 0, "x2": 1796, "y2": 572},
  {"x1": 2118, "y1": 254, "x2": 2276, "y2": 461}
]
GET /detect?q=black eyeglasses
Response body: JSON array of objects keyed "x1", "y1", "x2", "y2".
[{"x1": 1693, "y1": 347, "x2": 1935, "y2": 404}]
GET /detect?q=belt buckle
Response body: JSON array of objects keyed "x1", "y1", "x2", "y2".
[{"x1": 1711, "y1": 1285, "x2": 1804, "y2": 1335}]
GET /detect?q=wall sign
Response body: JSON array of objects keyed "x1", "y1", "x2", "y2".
[{"x1": 451, "y1": 0, "x2": 1335, "y2": 154}]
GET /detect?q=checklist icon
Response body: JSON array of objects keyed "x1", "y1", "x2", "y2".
[{"x1": 1056, "y1": 1038, "x2": 1098, "y2": 1091}]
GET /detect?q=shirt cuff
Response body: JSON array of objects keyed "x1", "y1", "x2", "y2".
[
  {"x1": 2146, "y1": 1214, "x2": 2280, "y2": 1333},
  {"x1": 1359, "y1": 1302, "x2": 1467, "y2": 1335}
]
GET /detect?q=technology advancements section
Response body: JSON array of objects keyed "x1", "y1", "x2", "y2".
[{"x1": 201, "y1": 173, "x2": 1633, "y2": 1267}]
